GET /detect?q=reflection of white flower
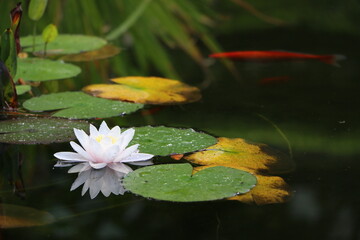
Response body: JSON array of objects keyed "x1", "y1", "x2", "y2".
[{"x1": 54, "y1": 121, "x2": 154, "y2": 199}]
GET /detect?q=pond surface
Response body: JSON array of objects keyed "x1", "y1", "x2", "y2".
[{"x1": 1, "y1": 1, "x2": 360, "y2": 239}]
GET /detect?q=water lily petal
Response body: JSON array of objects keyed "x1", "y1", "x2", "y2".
[
  {"x1": 54, "y1": 161, "x2": 74, "y2": 167},
  {"x1": 109, "y1": 126, "x2": 121, "y2": 138},
  {"x1": 88, "y1": 138, "x2": 104, "y2": 162},
  {"x1": 126, "y1": 160, "x2": 153, "y2": 166},
  {"x1": 89, "y1": 170, "x2": 105, "y2": 199},
  {"x1": 54, "y1": 152, "x2": 88, "y2": 162},
  {"x1": 121, "y1": 153, "x2": 154, "y2": 163},
  {"x1": 70, "y1": 141, "x2": 92, "y2": 160},
  {"x1": 89, "y1": 161, "x2": 107, "y2": 169},
  {"x1": 89, "y1": 123, "x2": 100, "y2": 138},
  {"x1": 108, "y1": 162, "x2": 133, "y2": 174},
  {"x1": 68, "y1": 163, "x2": 91, "y2": 173},
  {"x1": 82, "y1": 178, "x2": 91, "y2": 196},
  {"x1": 118, "y1": 128, "x2": 135, "y2": 151},
  {"x1": 109, "y1": 170, "x2": 126, "y2": 195},
  {"x1": 99, "y1": 121, "x2": 110, "y2": 135},
  {"x1": 103, "y1": 144, "x2": 120, "y2": 163},
  {"x1": 100, "y1": 168, "x2": 115, "y2": 197},
  {"x1": 74, "y1": 128, "x2": 90, "y2": 150},
  {"x1": 115, "y1": 144, "x2": 139, "y2": 162},
  {"x1": 70, "y1": 170, "x2": 91, "y2": 191},
  {"x1": 100, "y1": 136, "x2": 112, "y2": 147},
  {"x1": 89, "y1": 178, "x2": 103, "y2": 199}
]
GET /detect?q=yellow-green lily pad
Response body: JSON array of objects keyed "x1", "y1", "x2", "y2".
[
  {"x1": 82, "y1": 76, "x2": 201, "y2": 105},
  {"x1": 185, "y1": 137, "x2": 295, "y2": 174}
]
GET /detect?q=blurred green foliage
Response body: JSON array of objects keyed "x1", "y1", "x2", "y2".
[
  {"x1": 1, "y1": 0, "x2": 222, "y2": 85},
  {"x1": 1, "y1": 0, "x2": 358, "y2": 87}
]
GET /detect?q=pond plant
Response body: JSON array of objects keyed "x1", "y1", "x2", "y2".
[{"x1": 0, "y1": 1, "x2": 294, "y2": 229}]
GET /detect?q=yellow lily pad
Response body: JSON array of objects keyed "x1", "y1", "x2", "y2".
[
  {"x1": 82, "y1": 76, "x2": 201, "y2": 105},
  {"x1": 194, "y1": 166, "x2": 291, "y2": 205},
  {"x1": 185, "y1": 137, "x2": 295, "y2": 174}
]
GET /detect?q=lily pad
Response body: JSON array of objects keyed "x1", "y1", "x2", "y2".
[
  {"x1": 22, "y1": 91, "x2": 143, "y2": 119},
  {"x1": 185, "y1": 137, "x2": 295, "y2": 174},
  {"x1": 14, "y1": 58, "x2": 81, "y2": 82},
  {"x1": 131, "y1": 126, "x2": 217, "y2": 156},
  {"x1": 21, "y1": 34, "x2": 107, "y2": 55},
  {"x1": 15, "y1": 85, "x2": 31, "y2": 95},
  {"x1": 123, "y1": 163, "x2": 257, "y2": 202},
  {"x1": 0, "y1": 204, "x2": 55, "y2": 229},
  {"x1": 60, "y1": 44, "x2": 121, "y2": 62},
  {"x1": 82, "y1": 76, "x2": 202, "y2": 105},
  {"x1": 0, "y1": 117, "x2": 88, "y2": 144}
]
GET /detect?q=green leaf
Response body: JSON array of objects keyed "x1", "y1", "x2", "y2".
[
  {"x1": 0, "y1": 117, "x2": 89, "y2": 144},
  {"x1": 123, "y1": 163, "x2": 257, "y2": 202},
  {"x1": 42, "y1": 24, "x2": 58, "y2": 43},
  {"x1": 15, "y1": 58, "x2": 81, "y2": 82},
  {"x1": 22, "y1": 91, "x2": 144, "y2": 119},
  {"x1": 15, "y1": 85, "x2": 31, "y2": 95},
  {"x1": 21, "y1": 34, "x2": 107, "y2": 55},
  {"x1": 28, "y1": 0, "x2": 48, "y2": 21},
  {"x1": 0, "y1": 61, "x2": 17, "y2": 109},
  {"x1": 0, "y1": 204, "x2": 54, "y2": 228},
  {"x1": 0, "y1": 29, "x2": 17, "y2": 77},
  {"x1": 130, "y1": 126, "x2": 217, "y2": 156}
]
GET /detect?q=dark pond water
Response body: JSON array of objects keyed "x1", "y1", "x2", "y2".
[{"x1": 1, "y1": 1, "x2": 360, "y2": 239}]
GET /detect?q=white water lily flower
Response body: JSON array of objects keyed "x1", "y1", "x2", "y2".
[{"x1": 54, "y1": 121, "x2": 154, "y2": 199}]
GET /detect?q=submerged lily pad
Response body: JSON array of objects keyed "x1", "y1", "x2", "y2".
[
  {"x1": 22, "y1": 91, "x2": 143, "y2": 119},
  {"x1": 82, "y1": 76, "x2": 202, "y2": 105},
  {"x1": 60, "y1": 44, "x2": 121, "y2": 62},
  {"x1": 123, "y1": 163, "x2": 257, "y2": 202},
  {"x1": 15, "y1": 58, "x2": 81, "y2": 82},
  {"x1": 130, "y1": 126, "x2": 217, "y2": 156},
  {"x1": 21, "y1": 34, "x2": 107, "y2": 55},
  {"x1": 15, "y1": 85, "x2": 31, "y2": 95},
  {"x1": 0, "y1": 204, "x2": 55, "y2": 229},
  {"x1": 185, "y1": 137, "x2": 294, "y2": 174},
  {"x1": 0, "y1": 117, "x2": 88, "y2": 144}
]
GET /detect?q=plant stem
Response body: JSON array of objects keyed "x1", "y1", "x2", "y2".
[{"x1": 32, "y1": 23, "x2": 37, "y2": 52}]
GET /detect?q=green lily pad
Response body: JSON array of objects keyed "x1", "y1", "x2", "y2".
[
  {"x1": 123, "y1": 163, "x2": 257, "y2": 202},
  {"x1": 15, "y1": 58, "x2": 81, "y2": 82},
  {"x1": 0, "y1": 204, "x2": 55, "y2": 229},
  {"x1": 131, "y1": 126, "x2": 217, "y2": 156},
  {"x1": 22, "y1": 91, "x2": 143, "y2": 119},
  {"x1": 21, "y1": 34, "x2": 107, "y2": 55},
  {"x1": 15, "y1": 85, "x2": 31, "y2": 95},
  {"x1": 0, "y1": 117, "x2": 88, "y2": 144}
]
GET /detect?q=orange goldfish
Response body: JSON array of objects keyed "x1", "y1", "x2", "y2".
[{"x1": 209, "y1": 51, "x2": 346, "y2": 66}]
